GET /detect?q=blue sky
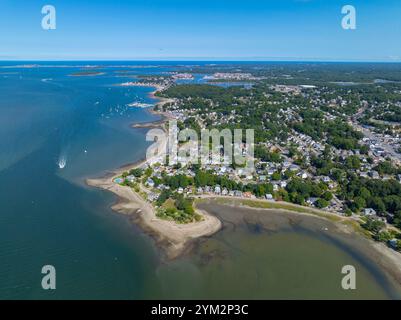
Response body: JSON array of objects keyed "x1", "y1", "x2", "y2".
[{"x1": 1, "y1": 0, "x2": 401, "y2": 61}]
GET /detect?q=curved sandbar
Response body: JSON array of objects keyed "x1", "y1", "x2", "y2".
[{"x1": 86, "y1": 171, "x2": 221, "y2": 260}]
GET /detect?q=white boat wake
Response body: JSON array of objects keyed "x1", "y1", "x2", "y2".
[{"x1": 58, "y1": 156, "x2": 67, "y2": 169}]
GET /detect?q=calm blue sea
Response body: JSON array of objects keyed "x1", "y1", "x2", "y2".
[{"x1": 0, "y1": 61, "x2": 172, "y2": 299}]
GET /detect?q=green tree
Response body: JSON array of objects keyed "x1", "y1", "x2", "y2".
[
  {"x1": 362, "y1": 218, "x2": 385, "y2": 233},
  {"x1": 315, "y1": 198, "x2": 329, "y2": 208},
  {"x1": 322, "y1": 191, "x2": 333, "y2": 201},
  {"x1": 271, "y1": 172, "x2": 281, "y2": 181},
  {"x1": 353, "y1": 196, "x2": 367, "y2": 211}
]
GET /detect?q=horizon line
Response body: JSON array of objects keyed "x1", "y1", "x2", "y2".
[{"x1": 1, "y1": 58, "x2": 401, "y2": 64}]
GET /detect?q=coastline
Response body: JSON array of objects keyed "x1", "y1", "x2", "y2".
[
  {"x1": 86, "y1": 84, "x2": 401, "y2": 290},
  {"x1": 86, "y1": 87, "x2": 221, "y2": 259},
  {"x1": 86, "y1": 168, "x2": 221, "y2": 260},
  {"x1": 131, "y1": 89, "x2": 175, "y2": 129}
]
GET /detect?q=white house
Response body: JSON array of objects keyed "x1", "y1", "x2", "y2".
[
  {"x1": 363, "y1": 208, "x2": 377, "y2": 216},
  {"x1": 265, "y1": 194, "x2": 274, "y2": 200},
  {"x1": 146, "y1": 178, "x2": 155, "y2": 188}
]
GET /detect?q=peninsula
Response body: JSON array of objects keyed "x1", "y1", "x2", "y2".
[{"x1": 88, "y1": 64, "x2": 401, "y2": 279}]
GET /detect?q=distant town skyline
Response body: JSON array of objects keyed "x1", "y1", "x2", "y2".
[{"x1": 1, "y1": 0, "x2": 401, "y2": 62}]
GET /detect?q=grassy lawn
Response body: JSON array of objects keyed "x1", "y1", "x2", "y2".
[{"x1": 161, "y1": 198, "x2": 176, "y2": 210}]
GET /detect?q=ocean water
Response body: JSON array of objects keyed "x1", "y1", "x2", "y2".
[
  {"x1": 0, "y1": 62, "x2": 165, "y2": 299},
  {"x1": 0, "y1": 62, "x2": 400, "y2": 299}
]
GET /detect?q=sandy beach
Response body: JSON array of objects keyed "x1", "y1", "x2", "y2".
[
  {"x1": 86, "y1": 88, "x2": 221, "y2": 259},
  {"x1": 86, "y1": 173, "x2": 221, "y2": 260}
]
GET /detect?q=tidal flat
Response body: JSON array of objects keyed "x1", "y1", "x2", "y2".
[{"x1": 144, "y1": 201, "x2": 401, "y2": 300}]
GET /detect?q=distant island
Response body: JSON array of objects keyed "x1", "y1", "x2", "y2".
[{"x1": 69, "y1": 71, "x2": 105, "y2": 77}]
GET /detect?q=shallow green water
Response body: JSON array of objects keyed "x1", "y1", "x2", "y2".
[{"x1": 147, "y1": 203, "x2": 401, "y2": 299}]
